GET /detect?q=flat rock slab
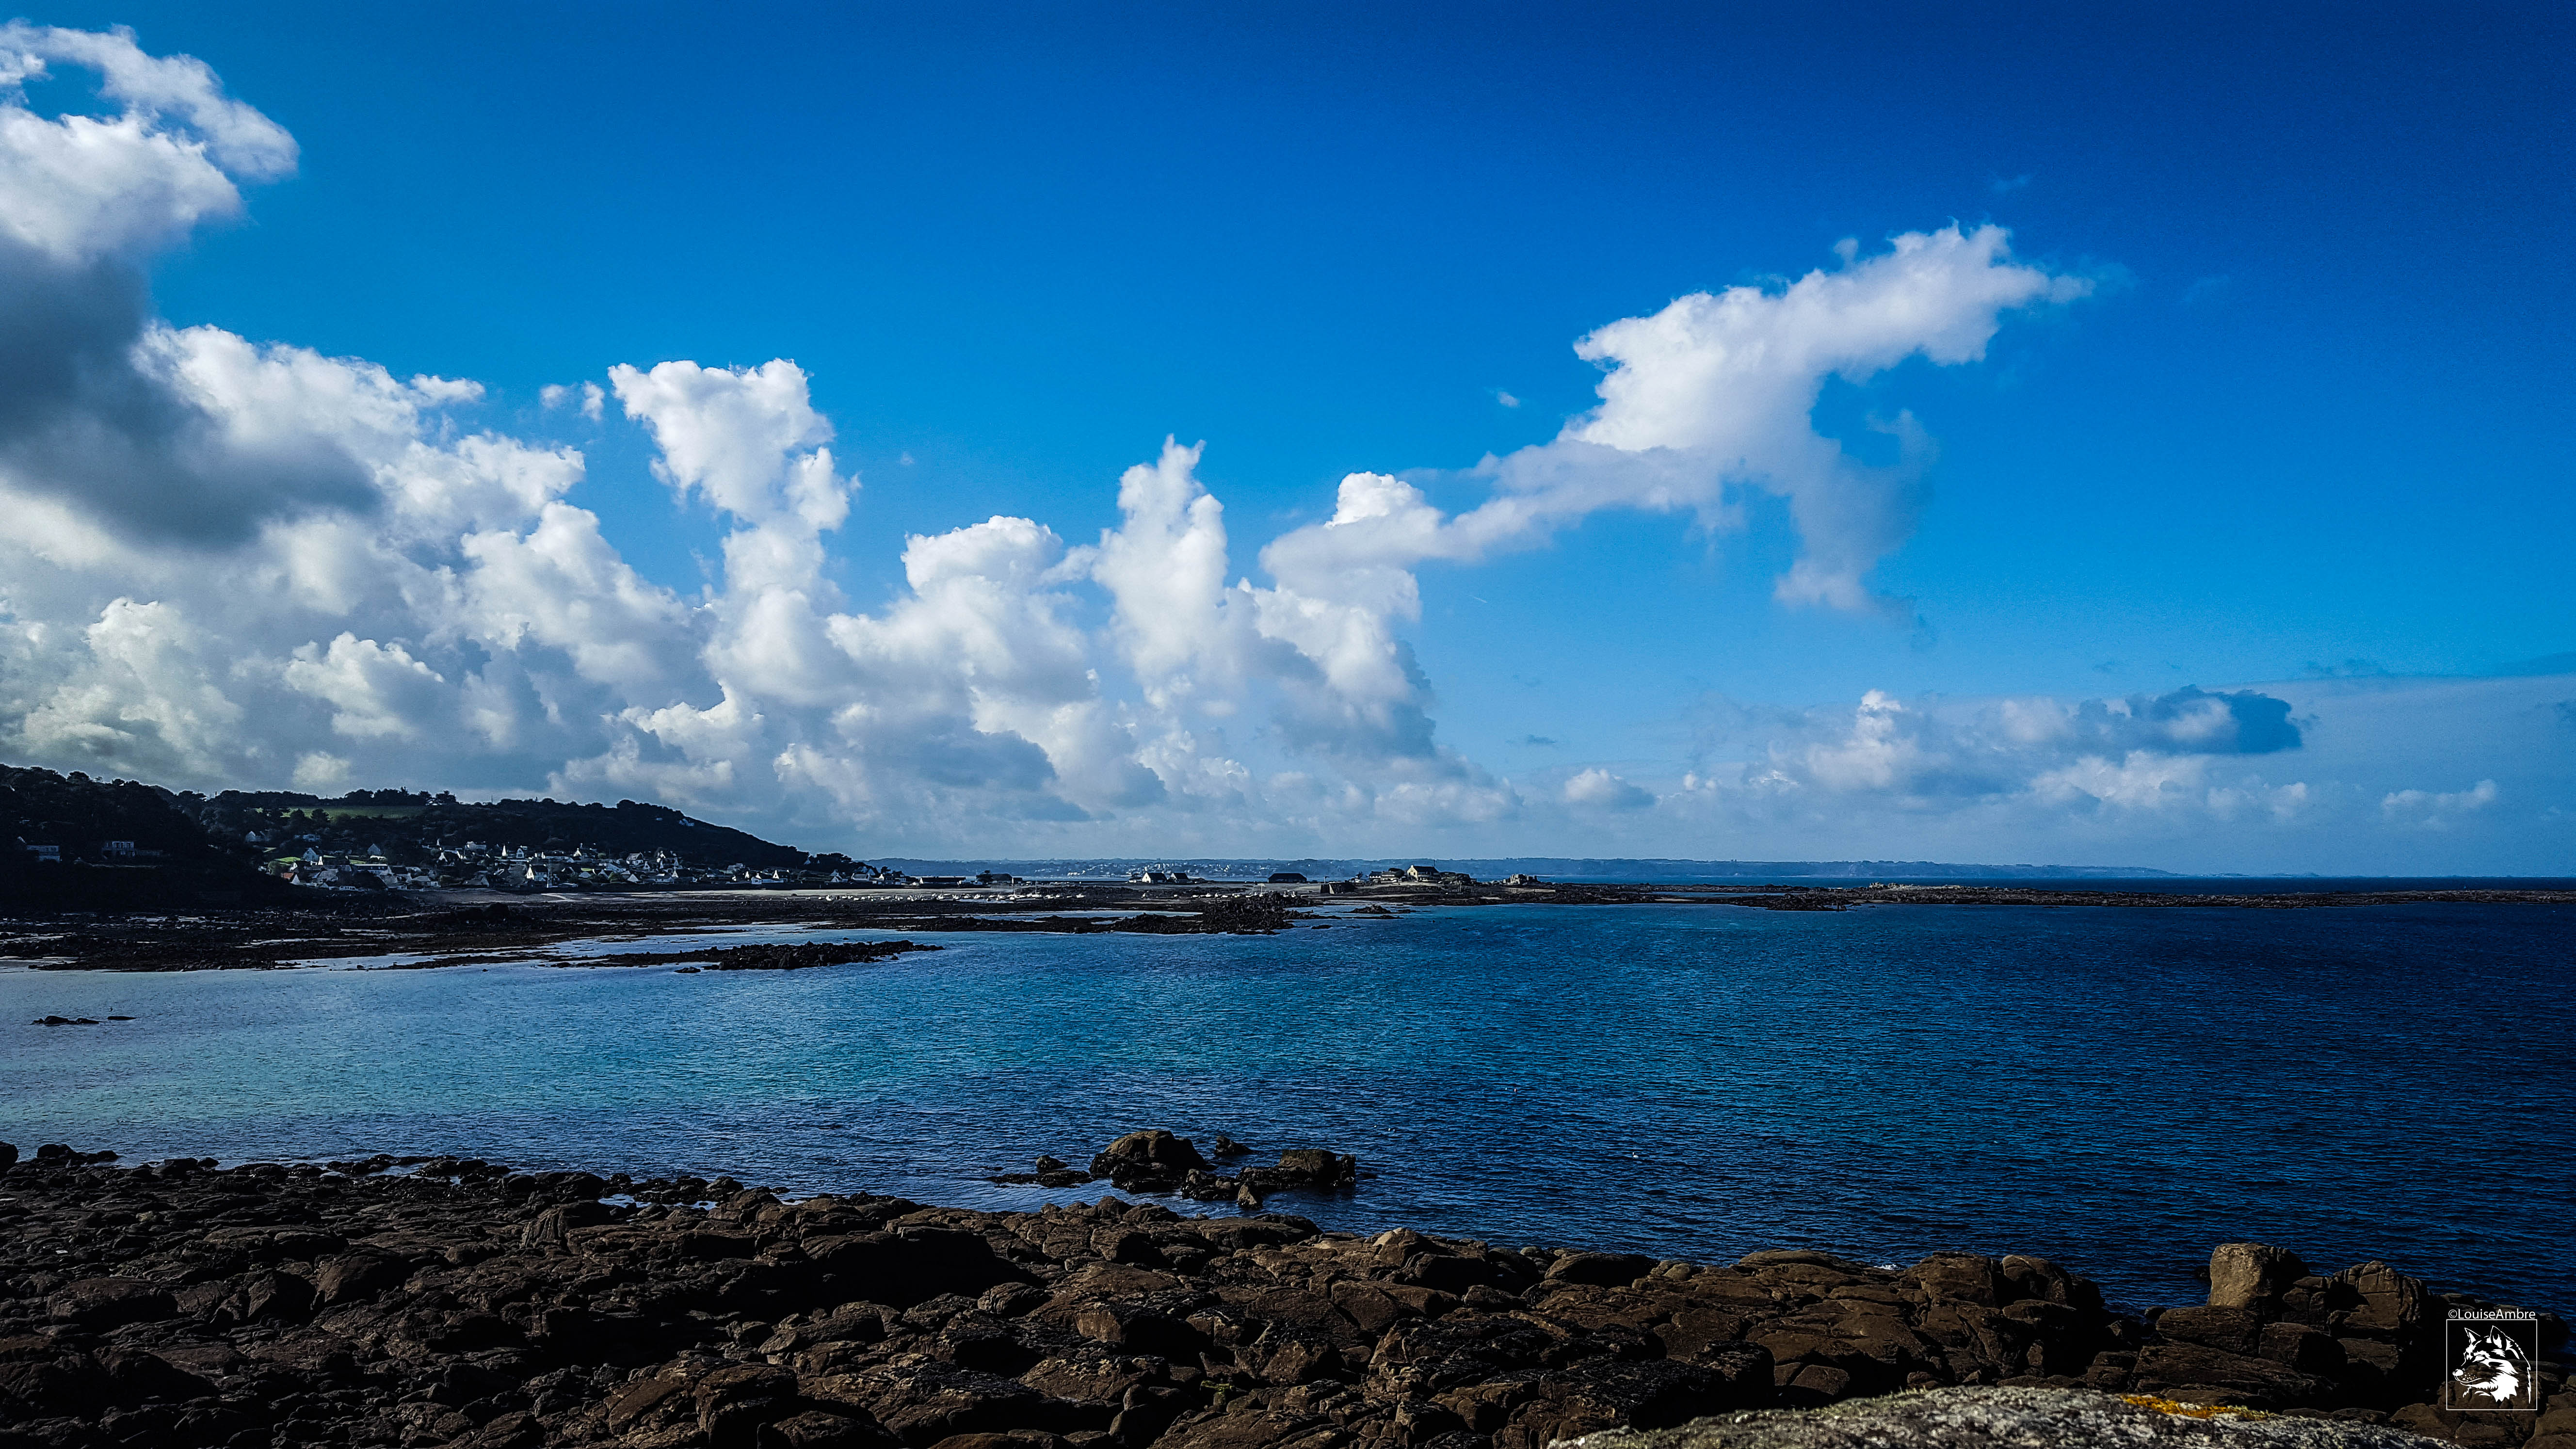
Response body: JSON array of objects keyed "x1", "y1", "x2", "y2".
[{"x1": 1565, "y1": 1387, "x2": 2437, "y2": 1449}]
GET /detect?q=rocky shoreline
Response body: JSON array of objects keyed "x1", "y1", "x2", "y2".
[
  {"x1": 0, "y1": 896, "x2": 1304, "y2": 975},
  {"x1": 1, "y1": 1135, "x2": 2566, "y2": 1449},
  {"x1": 5, "y1": 882, "x2": 2572, "y2": 976}
]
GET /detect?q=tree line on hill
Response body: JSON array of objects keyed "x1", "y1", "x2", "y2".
[{"x1": 0, "y1": 761, "x2": 845, "y2": 909}]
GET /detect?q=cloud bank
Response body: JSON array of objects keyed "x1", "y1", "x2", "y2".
[{"x1": 0, "y1": 29, "x2": 2554, "y2": 871}]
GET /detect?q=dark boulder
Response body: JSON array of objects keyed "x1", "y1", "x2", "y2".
[
  {"x1": 693, "y1": 1361, "x2": 802, "y2": 1447},
  {"x1": 1999, "y1": 1254, "x2": 2102, "y2": 1313},
  {"x1": 1273, "y1": 1149, "x2": 1357, "y2": 1187},
  {"x1": 206, "y1": 1269, "x2": 316, "y2": 1326},
  {"x1": 1241, "y1": 1328, "x2": 1347, "y2": 1385},
  {"x1": 2128, "y1": 1341, "x2": 2333, "y2": 1409},
  {"x1": 678, "y1": 1228, "x2": 759, "y2": 1260},
  {"x1": 768, "y1": 1410, "x2": 897, "y2": 1448},
  {"x1": 2153, "y1": 1305, "x2": 2264, "y2": 1356},
  {"x1": 1371, "y1": 1314, "x2": 1567, "y2": 1398},
  {"x1": 1235, "y1": 1149, "x2": 1358, "y2": 1200},
  {"x1": 522, "y1": 1198, "x2": 616, "y2": 1248},
  {"x1": 2207, "y1": 1242, "x2": 2309, "y2": 1314},
  {"x1": 425, "y1": 1359, "x2": 518, "y2": 1406},
  {"x1": 1073, "y1": 1305, "x2": 1204, "y2": 1360},
  {"x1": 97, "y1": 1347, "x2": 212, "y2": 1402},
  {"x1": 2328, "y1": 1260, "x2": 2428, "y2": 1336},
  {"x1": 1175, "y1": 1169, "x2": 1239, "y2": 1202},
  {"x1": 601, "y1": 1367, "x2": 703, "y2": 1438},
  {"x1": 2254, "y1": 1321, "x2": 2345, "y2": 1375},
  {"x1": 1087, "y1": 1131, "x2": 1209, "y2": 1190},
  {"x1": 2332, "y1": 1334, "x2": 2403, "y2": 1402},
  {"x1": 0, "y1": 1352, "x2": 110, "y2": 1418},
  {"x1": 1898, "y1": 1252, "x2": 2008, "y2": 1306},
  {"x1": 807, "y1": 1361, "x2": 1082, "y2": 1445},
  {"x1": 539, "y1": 1169, "x2": 611, "y2": 1200},
  {"x1": 1497, "y1": 1357, "x2": 1769, "y2": 1449},
  {"x1": 1545, "y1": 1253, "x2": 1658, "y2": 1289},
  {"x1": 1156, "y1": 1405, "x2": 1341, "y2": 1449},
  {"x1": 1401, "y1": 1256, "x2": 1492, "y2": 1296},
  {"x1": 47, "y1": 1277, "x2": 177, "y2": 1328},
  {"x1": 1110, "y1": 1384, "x2": 1196, "y2": 1446},
  {"x1": 1997, "y1": 1299, "x2": 2100, "y2": 1377},
  {"x1": 805, "y1": 1228, "x2": 1023, "y2": 1308},
  {"x1": 317, "y1": 1248, "x2": 417, "y2": 1304},
  {"x1": 1693, "y1": 1341, "x2": 1777, "y2": 1401}
]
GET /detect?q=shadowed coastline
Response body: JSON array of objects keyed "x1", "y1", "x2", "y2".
[
  {"x1": 0, "y1": 1139, "x2": 2564, "y2": 1449},
  {"x1": 4, "y1": 883, "x2": 2572, "y2": 974}
]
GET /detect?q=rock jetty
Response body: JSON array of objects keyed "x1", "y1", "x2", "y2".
[{"x1": 0, "y1": 1137, "x2": 2565, "y2": 1449}]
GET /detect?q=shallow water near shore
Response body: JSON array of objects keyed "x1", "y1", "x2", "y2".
[{"x1": 5, "y1": 901, "x2": 2570, "y2": 1316}]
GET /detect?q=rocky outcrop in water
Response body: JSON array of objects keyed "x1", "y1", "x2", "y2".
[
  {"x1": 995, "y1": 1135, "x2": 1360, "y2": 1212},
  {"x1": 1088, "y1": 1134, "x2": 1211, "y2": 1193},
  {"x1": 0, "y1": 1147, "x2": 2564, "y2": 1449},
  {"x1": 692, "y1": 943, "x2": 938, "y2": 972}
]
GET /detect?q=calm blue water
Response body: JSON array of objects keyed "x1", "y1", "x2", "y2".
[{"x1": 4, "y1": 902, "x2": 2570, "y2": 1316}]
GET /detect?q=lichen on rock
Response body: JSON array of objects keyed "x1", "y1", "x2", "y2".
[{"x1": 1563, "y1": 1386, "x2": 2441, "y2": 1448}]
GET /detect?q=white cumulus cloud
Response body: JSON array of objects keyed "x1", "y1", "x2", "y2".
[
  {"x1": 2380, "y1": 779, "x2": 2499, "y2": 828},
  {"x1": 1259, "y1": 225, "x2": 2091, "y2": 631},
  {"x1": 1563, "y1": 768, "x2": 1653, "y2": 811},
  {"x1": 35, "y1": 28, "x2": 2472, "y2": 866}
]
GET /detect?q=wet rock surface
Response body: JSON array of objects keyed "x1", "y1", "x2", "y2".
[{"x1": 0, "y1": 1151, "x2": 2563, "y2": 1449}]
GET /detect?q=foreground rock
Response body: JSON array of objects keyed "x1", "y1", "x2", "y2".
[
  {"x1": 1569, "y1": 1385, "x2": 2446, "y2": 1448},
  {"x1": 0, "y1": 1148, "x2": 2563, "y2": 1449}
]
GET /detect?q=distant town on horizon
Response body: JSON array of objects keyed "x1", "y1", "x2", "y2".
[{"x1": 39, "y1": 756, "x2": 2530, "y2": 903}]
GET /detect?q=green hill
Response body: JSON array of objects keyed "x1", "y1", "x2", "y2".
[
  {"x1": 196, "y1": 789, "x2": 821, "y2": 870},
  {"x1": 0, "y1": 764, "x2": 285, "y2": 909},
  {"x1": 1, "y1": 764, "x2": 851, "y2": 909}
]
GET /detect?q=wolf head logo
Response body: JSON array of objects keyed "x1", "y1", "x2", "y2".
[{"x1": 2450, "y1": 1325, "x2": 2533, "y2": 1410}]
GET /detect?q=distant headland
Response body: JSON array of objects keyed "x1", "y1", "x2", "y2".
[
  {"x1": 2, "y1": 757, "x2": 2213, "y2": 911},
  {"x1": 873, "y1": 857, "x2": 2185, "y2": 884},
  {"x1": 5, "y1": 760, "x2": 2567, "y2": 923}
]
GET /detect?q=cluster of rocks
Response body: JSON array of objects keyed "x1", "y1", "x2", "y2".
[
  {"x1": 689, "y1": 943, "x2": 938, "y2": 973},
  {"x1": 2137, "y1": 1244, "x2": 2571, "y2": 1444},
  {"x1": 407, "y1": 942, "x2": 948, "y2": 975},
  {"x1": 2, "y1": 1145, "x2": 116, "y2": 1168},
  {"x1": 998, "y1": 1135, "x2": 1359, "y2": 1213},
  {"x1": 320, "y1": 1159, "x2": 783, "y2": 1212},
  {"x1": 1111, "y1": 898, "x2": 1297, "y2": 936},
  {"x1": 0, "y1": 1140, "x2": 2564, "y2": 1449}
]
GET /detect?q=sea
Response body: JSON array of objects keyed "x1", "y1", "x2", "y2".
[{"x1": 5, "y1": 883, "x2": 2571, "y2": 1318}]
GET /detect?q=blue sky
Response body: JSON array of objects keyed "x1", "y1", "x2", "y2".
[{"x1": 0, "y1": 4, "x2": 2567, "y2": 870}]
